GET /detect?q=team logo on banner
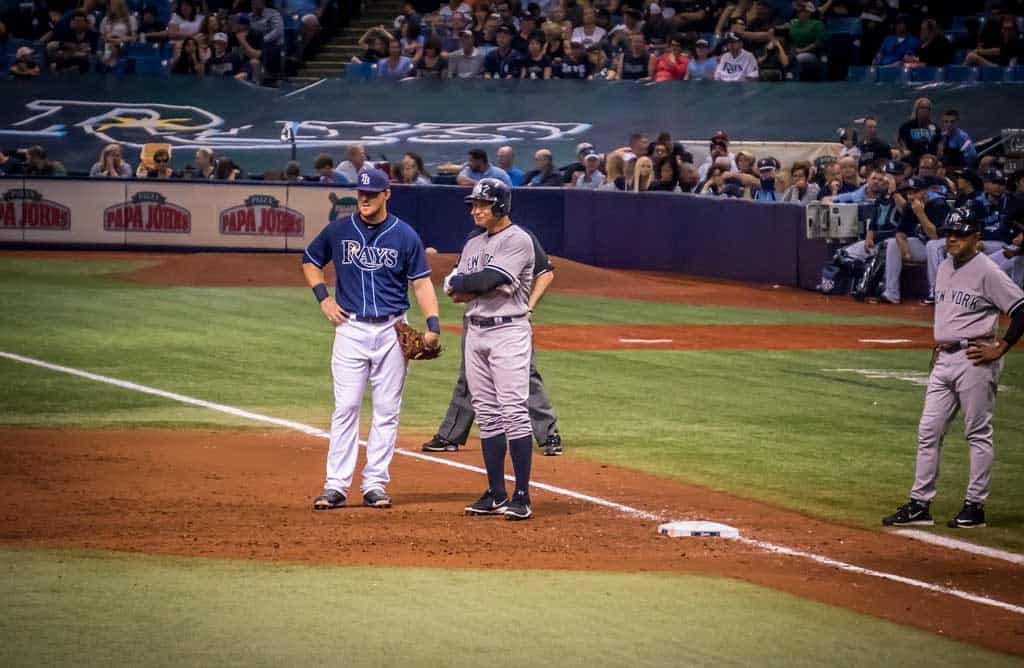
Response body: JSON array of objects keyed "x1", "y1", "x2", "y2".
[
  {"x1": 328, "y1": 192, "x2": 358, "y2": 222},
  {"x1": 0, "y1": 189, "x2": 71, "y2": 230},
  {"x1": 220, "y1": 194, "x2": 304, "y2": 237},
  {"x1": 104, "y1": 191, "x2": 192, "y2": 233}
]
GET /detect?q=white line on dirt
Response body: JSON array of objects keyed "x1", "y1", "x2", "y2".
[
  {"x1": 892, "y1": 529, "x2": 1024, "y2": 565},
  {"x1": 858, "y1": 338, "x2": 914, "y2": 344},
  {"x1": 618, "y1": 338, "x2": 673, "y2": 344},
  {"x1": 2, "y1": 349, "x2": 1021, "y2": 616}
]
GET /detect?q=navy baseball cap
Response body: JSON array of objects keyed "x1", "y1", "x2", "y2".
[
  {"x1": 898, "y1": 176, "x2": 927, "y2": 192},
  {"x1": 983, "y1": 168, "x2": 1007, "y2": 184},
  {"x1": 355, "y1": 167, "x2": 389, "y2": 193},
  {"x1": 884, "y1": 160, "x2": 906, "y2": 175},
  {"x1": 757, "y1": 157, "x2": 778, "y2": 171},
  {"x1": 953, "y1": 168, "x2": 983, "y2": 191}
]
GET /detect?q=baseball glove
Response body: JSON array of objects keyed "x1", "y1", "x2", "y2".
[{"x1": 394, "y1": 322, "x2": 442, "y2": 360}]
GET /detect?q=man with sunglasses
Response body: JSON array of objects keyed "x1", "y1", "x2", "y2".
[
  {"x1": 303, "y1": 166, "x2": 441, "y2": 511},
  {"x1": 883, "y1": 206, "x2": 1024, "y2": 529}
]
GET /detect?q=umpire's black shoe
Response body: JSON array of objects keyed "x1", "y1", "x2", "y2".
[
  {"x1": 542, "y1": 433, "x2": 563, "y2": 457},
  {"x1": 947, "y1": 500, "x2": 986, "y2": 528},
  {"x1": 464, "y1": 489, "x2": 509, "y2": 516},
  {"x1": 882, "y1": 499, "x2": 933, "y2": 526},
  {"x1": 422, "y1": 435, "x2": 458, "y2": 452},
  {"x1": 313, "y1": 489, "x2": 346, "y2": 511},
  {"x1": 363, "y1": 489, "x2": 392, "y2": 509},
  {"x1": 504, "y1": 490, "x2": 533, "y2": 521}
]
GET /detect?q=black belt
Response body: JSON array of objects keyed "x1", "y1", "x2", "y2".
[
  {"x1": 468, "y1": 314, "x2": 527, "y2": 328},
  {"x1": 935, "y1": 338, "x2": 994, "y2": 353},
  {"x1": 349, "y1": 313, "x2": 399, "y2": 323}
]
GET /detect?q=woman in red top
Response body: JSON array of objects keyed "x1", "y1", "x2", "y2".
[{"x1": 650, "y1": 34, "x2": 689, "y2": 81}]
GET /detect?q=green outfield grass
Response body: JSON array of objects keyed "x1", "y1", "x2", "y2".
[
  {"x1": 1, "y1": 256, "x2": 1022, "y2": 552},
  {"x1": 0, "y1": 548, "x2": 1015, "y2": 668}
]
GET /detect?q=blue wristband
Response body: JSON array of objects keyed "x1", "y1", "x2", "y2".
[
  {"x1": 312, "y1": 283, "x2": 329, "y2": 302},
  {"x1": 426, "y1": 316, "x2": 440, "y2": 334}
]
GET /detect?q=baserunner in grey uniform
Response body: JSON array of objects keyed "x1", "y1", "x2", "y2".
[
  {"x1": 422, "y1": 228, "x2": 563, "y2": 456},
  {"x1": 883, "y1": 206, "x2": 1024, "y2": 529},
  {"x1": 445, "y1": 178, "x2": 537, "y2": 521}
]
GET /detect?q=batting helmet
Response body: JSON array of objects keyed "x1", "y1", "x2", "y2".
[
  {"x1": 464, "y1": 178, "x2": 512, "y2": 218},
  {"x1": 940, "y1": 205, "x2": 982, "y2": 236}
]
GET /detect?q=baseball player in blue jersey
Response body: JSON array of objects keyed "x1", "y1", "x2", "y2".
[
  {"x1": 303, "y1": 167, "x2": 440, "y2": 510},
  {"x1": 446, "y1": 178, "x2": 537, "y2": 521},
  {"x1": 883, "y1": 207, "x2": 1024, "y2": 529}
]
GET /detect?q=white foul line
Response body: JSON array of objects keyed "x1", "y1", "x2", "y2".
[
  {"x1": 618, "y1": 338, "x2": 674, "y2": 344},
  {"x1": 282, "y1": 78, "x2": 327, "y2": 98},
  {"x1": 892, "y1": 529, "x2": 1024, "y2": 565},
  {"x1": 1, "y1": 349, "x2": 1021, "y2": 616},
  {"x1": 858, "y1": 338, "x2": 915, "y2": 344}
]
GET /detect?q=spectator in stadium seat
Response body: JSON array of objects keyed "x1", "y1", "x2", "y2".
[
  {"x1": 678, "y1": 162, "x2": 701, "y2": 193},
  {"x1": 964, "y1": 15, "x2": 1024, "y2": 67},
  {"x1": 561, "y1": 142, "x2": 591, "y2": 185},
  {"x1": 232, "y1": 15, "x2": 264, "y2": 81},
  {"x1": 98, "y1": 0, "x2": 135, "y2": 69},
  {"x1": 571, "y1": 6, "x2": 606, "y2": 48},
  {"x1": 208, "y1": 32, "x2": 246, "y2": 78},
  {"x1": 823, "y1": 163, "x2": 887, "y2": 204},
  {"x1": 137, "y1": 148, "x2": 175, "y2": 179},
  {"x1": 334, "y1": 145, "x2": 366, "y2": 185},
  {"x1": 714, "y1": 32, "x2": 759, "y2": 81},
  {"x1": 571, "y1": 152, "x2": 607, "y2": 189},
  {"x1": 609, "y1": 6, "x2": 644, "y2": 51},
  {"x1": 837, "y1": 155, "x2": 862, "y2": 190},
  {"x1": 898, "y1": 97, "x2": 937, "y2": 167},
  {"x1": 495, "y1": 146, "x2": 523, "y2": 186},
  {"x1": 483, "y1": 24, "x2": 521, "y2": 78},
  {"x1": 90, "y1": 143, "x2": 132, "y2": 178},
  {"x1": 671, "y1": 0, "x2": 716, "y2": 33},
  {"x1": 378, "y1": 37, "x2": 414, "y2": 79},
  {"x1": 615, "y1": 32, "x2": 651, "y2": 79},
  {"x1": 781, "y1": 163, "x2": 820, "y2": 203},
  {"x1": 476, "y1": 12, "x2": 501, "y2": 49},
  {"x1": 214, "y1": 157, "x2": 241, "y2": 181},
  {"x1": 598, "y1": 151, "x2": 626, "y2": 191},
  {"x1": 414, "y1": 39, "x2": 447, "y2": 78},
  {"x1": 628, "y1": 156, "x2": 655, "y2": 192},
  {"x1": 283, "y1": 161, "x2": 303, "y2": 182},
  {"x1": 398, "y1": 19, "x2": 424, "y2": 62},
  {"x1": 687, "y1": 38, "x2": 717, "y2": 80},
  {"x1": 438, "y1": 0, "x2": 472, "y2": 24},
  {"x1": 448, "y1": 29, "x2": 485, "y2": 77},
  {"x1": 511, "y1": 14, "x2": 537, "y2": 53},
  {"x1": 296, "y1": 14, "x2": 323, "y2": 63},
  {"x1": 193, "y1": 148, "x2": 216, "y2": 179},
  {"x1": 522, "y1": 149, "x2": 563, "y2": 187},
  {"x1": 789, "y1": 1, "x2": 824, "y2": 80},
  {"x1": 520, "y1": 33, "x2": 552, "y2": 78},
  {"x1": 629, "y1": 133, "x2": 650, "y2": 159},
  {"x1": 753, "y1": 157, "x2": 781, "y2": 201},
  {"x1": 930, "y1": 109, "x2": 977, "y2": 169},
  {"x1": 700, "y1": 165, "x2": 733, "y2": 197},
  {"x1": 24, "y1": 146, "x2": 66, "y2": 177},
  {"x1": 352, "y1": 25, "x2": 390, "y2": 64},
  {"x1": 857, "y1": 116, "x2": 893, "y2": 166},
  {"x1": 171, "y1": 36, "x2": 205, "y2": 74},
  {"x1": 904, "y1": 17, "x2": 954, "y2": 67},
  {"x1": 757, "y1": 32, "x2": 789, "y2": 81},
  {"x1": 138, "y1": 6, "x2": 167, "y2": 44},
  {"x1": 554, "y1": 40, "x2": 590, "y2": 78},
  {"x1": 250, "y1": 0, "x2": 283, "y2": 63},
  {"x1": 167, "y1": 0, "x2": 203, "y2": 40},
  {"x1": 432, "y1": 11, "x2": 465, "y2": 53},
  {"x1": 396, "y1": 152, "x2": 432, "y2": 185},
  {"x1": 873, "y1": 14, "x2": 919, "y2": 66},
  {"x1": 587, "y1": 44, "x2": 617, "y2": 79},
  {"x1": 51, "y1": 10, "x2": 98, "y2": 73},
  {"x1": 315, "y1": 154, "x2": 340, "y2": 183},
  {"x1": 650, "y1": 33, "x2": 689, "y2": 81},
  {"x1": 650, "y1": 157, "x2": 680, "y2": 192},
  {"x1": 9, "y1": 45, "x2": 40, "y2": 79},
  {"x1": 457, "y1": 147, "x2": 513, "y2": 186}
]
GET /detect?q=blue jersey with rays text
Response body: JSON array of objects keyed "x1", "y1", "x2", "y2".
[{"x1": 302, "y1": 213, "x2": 430, "y2": 318}]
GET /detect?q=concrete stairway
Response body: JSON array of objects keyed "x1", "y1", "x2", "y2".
[{"x1": 297, "y1": 0, "x2": 407, "y2": 81}]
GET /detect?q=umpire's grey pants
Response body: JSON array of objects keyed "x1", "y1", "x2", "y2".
[{"x1": 436, "y1": 323, "x2": 558, "y2": 445}]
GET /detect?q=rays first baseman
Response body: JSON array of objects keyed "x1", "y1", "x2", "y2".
[
  {"x1": 446, "y1": 178, "x2": 537, "y2": 521},
  {"x1": 883, "y1": 206, "x2": 1024, "y2": 529},
  {"x1": 302, "y1": 166, "x2": 440, "y2": 511}
]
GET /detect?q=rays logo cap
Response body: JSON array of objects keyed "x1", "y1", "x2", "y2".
[{"x1": 356, "y1": 167, "x2": 390, "y2": 193}]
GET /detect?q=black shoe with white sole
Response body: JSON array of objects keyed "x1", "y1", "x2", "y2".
[
  {"x1": 947, "y1": 500, "x2": 986, "y2": 528},
  {"x1": 504, "y1": 490, "x2": 533, "y2": 521},
  {"x1": 465, "y1": 489, "x2": 510, "y2": 516},
  {"x1": 882, "y1": 499, "x2": 933, "y2": 526},
  {"x1": 542, "y1": 433, "x2": 563, "y2": 457},
  {"x1": 313, "y1": 489, "x2": 346, "y2": 511},
  {"x1": 363, "y1": 489, "x2": 392, "y2": 509},
  {"x1": 422, "y1": 435, "x2": 459, "y2": 452}
]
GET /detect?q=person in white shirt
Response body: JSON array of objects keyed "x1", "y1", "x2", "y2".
[
  {"x1": 447, "y1": 29, "x2": 485, "y2": 78},
  {"x1": 714, "y1": 32, "x2": 759, "y2": 81},
  {"x1": 570, "y1": 6, "x2": 606, "y2": 48},
  {"x1": 168, "y1": 0, "x2": 204, "y2": 39},
  {"x1": 572, "y1": 153, "x2": 606, "y2": 189},
  {"x1": 334, "y1": 144, "x2": 366, "y2": 185}
]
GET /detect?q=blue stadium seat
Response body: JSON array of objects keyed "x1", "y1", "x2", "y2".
[
  {"x1": 979, "y1": 66, "x2": 1005, "y2": 82},
  {"x1": 943, "y1": 65, "x2": 977, "y2": 82},
  {"x1": 1006, "y1": 66, "x2": 1024, "y2": 83},
  {"x1": 907, "y1": 66, "x2": 942, "y2": 83},
  {"x1": 825, "y1": 17, "x2": 863, "y2": 36},
  {"x1": 132, "y1": 56, "x2": 167, "y2": 76},
  {"x1": 846, "y1": 65, "x2": 874, "y2": 82},
  {"x1": 344, "y1": 62, "x2": 377, "y2": 81},
  {"x1": 876, "y1": 66, "x2": 905, "y2": 83},
  {"x1": 125, "y1": 42, "x2": 161, "y2": 58},
  {"x1": 950, "y1": 15, "x2": 983, "y2": 33}
]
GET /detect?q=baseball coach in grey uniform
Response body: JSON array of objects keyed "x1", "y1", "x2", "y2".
[
  {"x1": 883, "y1": 207, "x2": 1024, "y2": 529},
  {"x1": 444, "y1": 178, "x2": 537, "y2": 521}
]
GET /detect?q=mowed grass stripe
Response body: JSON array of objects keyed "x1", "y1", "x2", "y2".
[{"x1": 1, "y1": 548, "x2": 1016, "y2": 668}]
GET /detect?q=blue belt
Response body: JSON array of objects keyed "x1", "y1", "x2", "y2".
[
  {"x1": 349, "y1": 313, "x2": 399, "y2": 323},
  {"x1": 468, "y1": 314, "x2": 526, "y2": 328}
]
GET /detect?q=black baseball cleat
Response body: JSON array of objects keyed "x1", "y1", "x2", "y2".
[
  {"x1": 363, "y1": 489, "x2": 392, "y2": 509},
  {"x1": 422, "y1": 435, "x2": 458, "y2": 452},
  {"x1": 313, "y1": 489, "x2": 346, "y2": 511},
  {"x1": 947, "y1": 500, "x2": 986, "y2": 528},
  {"x1": 542, "y1": 433, "x2": 563, "y2": 457},
  {"x1": 504, "y1": 490, "x2": 533, "y2": 521},
  {"x1": 882, "y1": 499, "x2": 933, "y2": 526},
  {"x1": 464, "y1": 489, "x2": 509, "y2": 516},
  {"x1": 919, "y1": 296, "x2": 935, "y2": 306}
]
